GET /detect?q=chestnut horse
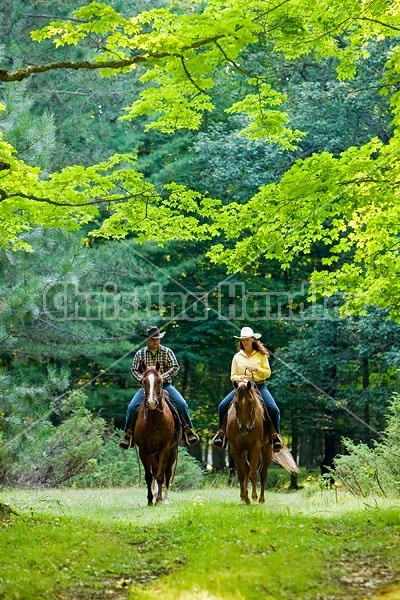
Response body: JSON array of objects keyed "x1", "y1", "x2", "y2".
[
  {"x1": 227, "y1": 380, "x2": 271, "y2": 504},
  {"x1": 227, "y1": 380, "x2": 298, "y2": 505},
  {"x1": 134, "y1": 363, "x2": 178, "y2": 505}
]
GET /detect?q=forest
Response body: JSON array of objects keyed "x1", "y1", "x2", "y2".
[{"x1": 0, "y1": 0, "x2": 400, "y2": 494}]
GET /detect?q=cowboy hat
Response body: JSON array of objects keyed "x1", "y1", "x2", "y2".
[
  {"x1": 233, "y1": 326, "x2": 261, "y2": 339},
  {"x1": 140, "y1": 326, "x2": 166, "y2": 339}
]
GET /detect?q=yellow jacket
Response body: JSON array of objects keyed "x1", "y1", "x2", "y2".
[{"x1": 230, "y1": 350, "x2": 271, "y2": 383}]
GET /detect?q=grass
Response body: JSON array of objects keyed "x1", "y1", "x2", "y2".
[{"x1": 0, "y1": 484, "x2": 400, "y2": 600}]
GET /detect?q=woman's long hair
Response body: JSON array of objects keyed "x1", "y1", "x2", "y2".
[{"x1": 238, "y1": 339, "x2": 269, "y2": 356}]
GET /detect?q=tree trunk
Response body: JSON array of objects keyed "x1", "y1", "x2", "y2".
[
  {"x1": 321, "y1": 419, "x2": 341, "y2": 481},
  {"x1": 362, "y1": 357, "x2": 371, "y2": 445},
  {"x1": 181, "y1": 357, "x2": 190, "y2": 398},
  {"x1": 320, "y1": 359, "x2": 340, "y2": 478},
  {"x1": 187, "y1": 441, "x2": 203, "y2": 463},
  {"x1": 212, "y1": 445, "x2": 227, "y2": 472}
]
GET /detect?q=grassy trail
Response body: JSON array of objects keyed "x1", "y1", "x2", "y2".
[{"x1": 1, "y1": 486, "x2": 399, "y2": 599}]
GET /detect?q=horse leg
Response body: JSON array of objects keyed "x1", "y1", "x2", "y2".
[
  {"x1": 248, "y1": 444, "x2": 262, "y2": 503},
  {"x1": 258, "y1": 445, "x2": 272, "y2": 504},
  {"x1": 243, "y1": 458, "x2": 251, "y2": 505},
  {"x1": 139, "y1": 452, "x2": 154, "y2": 506},
  {"x1": 154, "y1": 447, "x2": 171, "y2": 505},
  {"x1": 231, "y1": 447, "x2": 250, "y2": 504},
  {"x1": 144, "y1": 467, "x2": 154, "y2": 506},
  {"x1": 163, "y1": 447, "x2": 177, "y2": 506}
]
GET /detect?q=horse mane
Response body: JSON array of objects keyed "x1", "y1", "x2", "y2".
[{"x1": 234, "y1": 382, "x2": 263, "y2": 411}]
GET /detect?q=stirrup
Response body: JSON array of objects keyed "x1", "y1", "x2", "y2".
[
  {"x1": 184, "y1": 428, "x2": 200, "y2": 446},
  {"x1": 119, "y1": 432, "x2": 133, "y2": 450},
  {"x1": 212, "y1": 431, "x2": 226, "y2": 448},
  {"x1": 272, "y1": 433, "x2": 283, "y2": 452}
]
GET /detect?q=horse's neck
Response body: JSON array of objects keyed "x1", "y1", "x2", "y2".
[{"x1": 252, "y1": 391, "x2": 263, "y2": 412}]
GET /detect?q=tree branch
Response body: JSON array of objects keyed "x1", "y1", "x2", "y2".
[
  {"x1": 0, "y1": 35, "x2": 226, "y2": 82},
  {"x1": 179, "y1": 56, "x2": 207, "y2": 94},
  {"x1": 0, "y1": 189, "x2": 158, "y2": 206},
  {"x1": 0, "y1": 58, "x2": 146, "y2": 82},
  {"x1": 360, "y1": 17, "x2": 400, "y2": 32},
  {"x1": 339, "y1": 177, "x2": 400, "y2": 187},
  {"x1": 25, "y1": 14, "x2": 85, "y2": 23},
  {"x1": 214, "y1": 41, "x2": 258, "y2": 78}
]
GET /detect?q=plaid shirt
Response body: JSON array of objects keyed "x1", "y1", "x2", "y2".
[{"x1": 131, "y1": 345, "x2": 179, "y2": 384}]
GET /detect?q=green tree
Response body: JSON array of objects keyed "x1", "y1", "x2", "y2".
[
  {"x1": 275, "y1": 306, "x2": 400, "y2": 472},
  {"x1": 0, "y1": 0, "x2": 399, "y2": 318}
]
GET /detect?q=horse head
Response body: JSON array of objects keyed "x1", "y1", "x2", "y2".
[
  {"x1": 233, "y1": 380, "x2": 259, "y2": 434},
  {"x1": 141, "y1": 363, "x2": 163, "y2": 410}
]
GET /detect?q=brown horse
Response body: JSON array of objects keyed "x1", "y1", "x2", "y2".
[
  {"x1": 227, "y1": 380, "x2": 298, "y2": 505},
  {"x1": 227, "y1": 380, "x2": 271, "y2": 504},
  {"x1": 134, "y1": 363, "x2": 178, "y2": 506}
]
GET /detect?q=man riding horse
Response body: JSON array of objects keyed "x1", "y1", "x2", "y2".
[{"x1": 119, "y1": 326, "x2": 199, "y2": 449}]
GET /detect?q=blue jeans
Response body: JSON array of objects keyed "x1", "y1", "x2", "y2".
[
  {"x1": 218, "y1": 383, "x2": 280, "y2": 433},
  {"x1": 124, "y1": 383, "x2": 194, "y2": 432}
]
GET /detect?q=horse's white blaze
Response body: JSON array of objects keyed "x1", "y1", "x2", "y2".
[{"x1": 147, "y1": 372, "x2": 157, "y2": 409}]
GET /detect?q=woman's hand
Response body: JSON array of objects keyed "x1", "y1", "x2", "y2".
[{"x1": 246, "y1": 363, "x2": 258, "y2": 372}]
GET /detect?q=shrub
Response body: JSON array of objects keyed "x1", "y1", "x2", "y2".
[
  {"x1": 17, "y1": 391, "x2": 106, "y2": 487},
  {"x1": 70, "y1": 430, "x2": 141, "y2": 488},
  {"x1": 172, "y1": 447, "x2": 204, "y2": 490},
  {"x1": 333, "y1": 394, "x2": 400, "y2": 497},
  {"x1": 71, "y1": 434, "x2": 204, "y2": 490}
]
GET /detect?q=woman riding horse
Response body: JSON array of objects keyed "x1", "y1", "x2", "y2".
[{"x1": 213, "y1": 326, "x2": 283, "y2": 451}]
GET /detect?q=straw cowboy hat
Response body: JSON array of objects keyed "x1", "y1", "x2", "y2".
[
  {"x1": 140, "y1": 326, "x2": 166, "y2": 339},
  {"x1": 233, "y1": 326, "x2": 262, "y2": 339}
]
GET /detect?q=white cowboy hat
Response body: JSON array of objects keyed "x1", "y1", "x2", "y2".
[
  {"x1": 140, "y1": 326, "x2": 166, "y2": 339},
  {"x1": 233, "y1": 326, "x2": 261, "y2": 339}
]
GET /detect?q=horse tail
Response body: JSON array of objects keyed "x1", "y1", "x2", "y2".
[{"x1": 271, "y1": 444, "x2": 299, "y2": 475}]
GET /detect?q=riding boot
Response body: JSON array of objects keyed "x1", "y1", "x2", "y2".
[
  {"x1": 212, "y1": 416, "x2": 227, "y2": 448},
  {"x1": 119, "y1": 425, "x2": 134, "y2": 450}
]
